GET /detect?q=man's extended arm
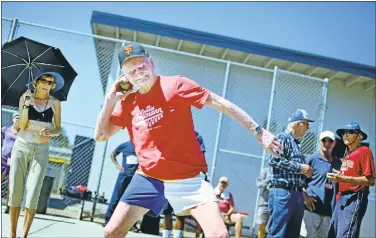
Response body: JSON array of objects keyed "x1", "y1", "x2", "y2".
[{"x1": 204, "y1": 92, "x2": 282, "y2": 157}]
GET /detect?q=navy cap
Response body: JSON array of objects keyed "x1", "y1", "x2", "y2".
[
  {"x1": 118, "y1": 41, "x2": 149, "y2": 66},
  {"x1": 288, "y1": 109, "x2": 315, "y2": 123},
  {"x1": 336, "y1": 122, "x2": 368, "y2": 141}
]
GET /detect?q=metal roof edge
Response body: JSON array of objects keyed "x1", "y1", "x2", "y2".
[{"x1": 91, "y1": 10, "x2": 376, "y2": 79}]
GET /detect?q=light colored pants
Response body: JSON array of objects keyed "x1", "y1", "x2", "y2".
[
  {"x1": 300, "y1": 210, "x2": 331, "y2": 238},
  {"x1": 8, "y1": 137, "x2": 49, "y2": 209}
]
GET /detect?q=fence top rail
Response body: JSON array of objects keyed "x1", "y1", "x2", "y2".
[
  {"x1": 277, "y1": 69, "x2": 328, "y2": 83},
  {"x1": 3, "y1": 18, "x2": 276, "y2": 73},
  {"x1": 1, "y1": 17, "x2": 13, "y2": 21}
]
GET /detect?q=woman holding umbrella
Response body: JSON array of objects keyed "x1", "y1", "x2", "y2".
[{"x1": 8, "y1": 71, "x2": 64, "y2": 238}]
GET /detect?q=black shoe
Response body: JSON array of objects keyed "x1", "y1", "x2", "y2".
[{"x1": 5, "y1": 206, "x2": 9, "y2": 214}]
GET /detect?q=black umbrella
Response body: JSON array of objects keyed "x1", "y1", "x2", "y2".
[{"x1": 1, "y1": 36, "x2": 78, "y2": 107}]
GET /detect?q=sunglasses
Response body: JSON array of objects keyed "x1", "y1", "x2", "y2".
[
  {"x1": 220, "y1": 181, "x2": 228, "y2": 185},
  {"x1": 342, "y1": 130, "x2": 359, "y2": 136},
  {"x1": 38, "y1": 79, "x2": 54, "y2": 85},
  {"x1": 321, "y1": 138, "x2": 334, "y2": 143}
]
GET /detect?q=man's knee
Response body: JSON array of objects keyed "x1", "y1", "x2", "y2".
[{"x1": 104, "y1": 225, "x2": 124, "y2": 238}]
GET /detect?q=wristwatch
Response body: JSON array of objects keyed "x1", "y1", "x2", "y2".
[
  {"x1": 23, "y1": 105, "x2": 30, "y2": 109},
  {"x1": 252, "y1": 125, "x2": 262, "y2": 136}
]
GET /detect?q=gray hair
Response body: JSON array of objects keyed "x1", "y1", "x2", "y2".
[{"x1": 287, "y1": 120, "x2": 304, "y2": 129}]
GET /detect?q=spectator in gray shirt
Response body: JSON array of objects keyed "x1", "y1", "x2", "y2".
[{"x1": 256, "y1": 167, "x2": 270, "y2": 238}]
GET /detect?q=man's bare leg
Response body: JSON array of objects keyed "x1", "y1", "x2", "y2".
[
  {"x1": 258, "y1": 223, "x2": 267, "y2": 238},
  {"x1": 163, "y1": 215, "x2": 173, "y2": 238},
  {"x1": 174, "y1": 216, "x2": 185, "y2": 238},
  {"x1": 164, "y1": 214, "x2": 173, "y2": 230},
  {"x1": 195, "y1": 222, "x2": 203, "y2": 238},
  {"x1": 104, "y1": 202, "x2": 148, "y2": 238},
  {"x1": 175, "y1": 216, "x2": 185, "y2": 230},
  {"x1": 190, "y1": 202, "x2": 228, "y2": 238}
]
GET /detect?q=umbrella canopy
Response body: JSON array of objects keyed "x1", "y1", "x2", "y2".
[{"x1": 1, "y1": 36, "x2": 78, "y2": 107}]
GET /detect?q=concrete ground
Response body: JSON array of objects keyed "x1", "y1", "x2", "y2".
[{"x1": 1, "y1": 209, "x2": 159, "y2": 238}]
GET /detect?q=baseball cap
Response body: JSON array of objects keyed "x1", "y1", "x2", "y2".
[
  {"x1": 12, "y1": 112, "x2": 19, "y2": 118},
  {"x1": 320, "y1": 131, "x2": 335, "y2": 140},
  {"x1": 288, "y1": 109, "x2": 315, "y2": 123},
  {"x1": 219, "y1": 176, "x2": 229, "y2": 184},
  {"x1": 118, "y1": 41, "x2": 149, "y2": 66}
]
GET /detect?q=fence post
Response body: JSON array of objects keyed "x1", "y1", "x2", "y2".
[
  {"x1": 8, "y1": 18, "x2": 18, "y2": 42},
  {"x1": 91, "y1": 139, "x2": 108, "y2": 222},
  {"x1": 209, "y1": 61, "x2": 231, "y2": 183},
  {"x1": 315, "y1": 78, "x2": 329, "y2": 151},
  {"x1": 251, "y1": 66, "x2": 278, "y2": 235}
]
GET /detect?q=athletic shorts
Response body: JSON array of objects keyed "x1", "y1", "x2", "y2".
[{"x1": 120, "y1": 172, "x2": 218, "y2": 216}]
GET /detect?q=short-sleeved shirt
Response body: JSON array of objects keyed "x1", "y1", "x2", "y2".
[
  {"x1": 214, "y1": 187, "x2": 234, "y2": 214},
  {"x1": 1, "y1": 126, "x2": 17, "y2": 159},
  {"x1": 111, "y1": 75, "x2": 210, "y2": 180},
  {"x1": 305, "y1": 152, "x2": 342, "y2": 216},
  {"x1": 115, "y1": 141, "x2": 138, "y2": 177},
  {"x1": 339, "y1": 146, "x2": 375, "y2": 192}
]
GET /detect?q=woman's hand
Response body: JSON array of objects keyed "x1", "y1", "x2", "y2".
[
  {"x1": 23, "y1": 89, "x2": 32, "y2": 106},
  {"x1": 39, "y1": 127, "x2": 51, "y2": 136}
]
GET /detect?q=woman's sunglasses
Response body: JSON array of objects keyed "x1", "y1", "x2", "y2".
[{"x1": 38, "y1": 79, "x2": 54, "y2": 85}]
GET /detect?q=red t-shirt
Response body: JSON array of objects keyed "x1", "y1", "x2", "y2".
[
  {"x1": 217, "y1": 192, "x2": 235, "y2": 214},
  {"x1": 339, "y1": 146, "x2": 376, "y2": 192},
  {"x1": 111, "y1": 75, "x2": 210, "y2": 180}
]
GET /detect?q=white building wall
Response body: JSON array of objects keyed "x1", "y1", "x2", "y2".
[{"x1": 324, "y1": 80, "x2": 375, "y2": 156}]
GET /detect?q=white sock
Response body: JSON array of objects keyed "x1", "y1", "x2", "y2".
[
  {"x1": 174, "y1": 229, "x2": 183, "y2": 238},
  {"x1": 163, "y1": 229, "x2": 172, "y2": 238}
]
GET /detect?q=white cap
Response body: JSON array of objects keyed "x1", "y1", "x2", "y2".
[
  {"x1": 320, "y1": 131, "x2": 335, "y2": 140},
  {"x1": 219, "y1": 176, "x2": 229, "y2": 183}
]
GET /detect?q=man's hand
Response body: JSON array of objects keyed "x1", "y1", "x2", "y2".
[
  {"x1": 303, "y1": 192, "x2": 317, "y2": 212},
  {"x1": 255, "y1": 128, "x2": 283, "y2": 158},
  {"x1": 110, "y1": 74, "x2": 133, "y2": 101},
  {"x1": 116, "y1": 165, "x2": 125, "y2": 173},
  {"x1": 301, "y1": 164, "x2": 313, "y2": 178},
  {"x1": 326, "y1": 168, "x2": 342, "y2": 183}
]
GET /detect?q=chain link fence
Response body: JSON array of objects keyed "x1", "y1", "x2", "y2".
[
  {"x1": 272, "y1": 69, "x2": 328, "y2": 155},
  {"x1": 1, "y1": 18, "x2": 12, "y2": 45},
  {"x1": 1, "y1": 18, "x2": 328, "y2": 234},
  {"x1": 1, "y1": 107, "x2": 98, "y2": 218}
]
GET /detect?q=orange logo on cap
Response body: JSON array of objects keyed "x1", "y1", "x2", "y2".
[{"x1": 124, "y1": 45, "x2": 132, "y2": 56}]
